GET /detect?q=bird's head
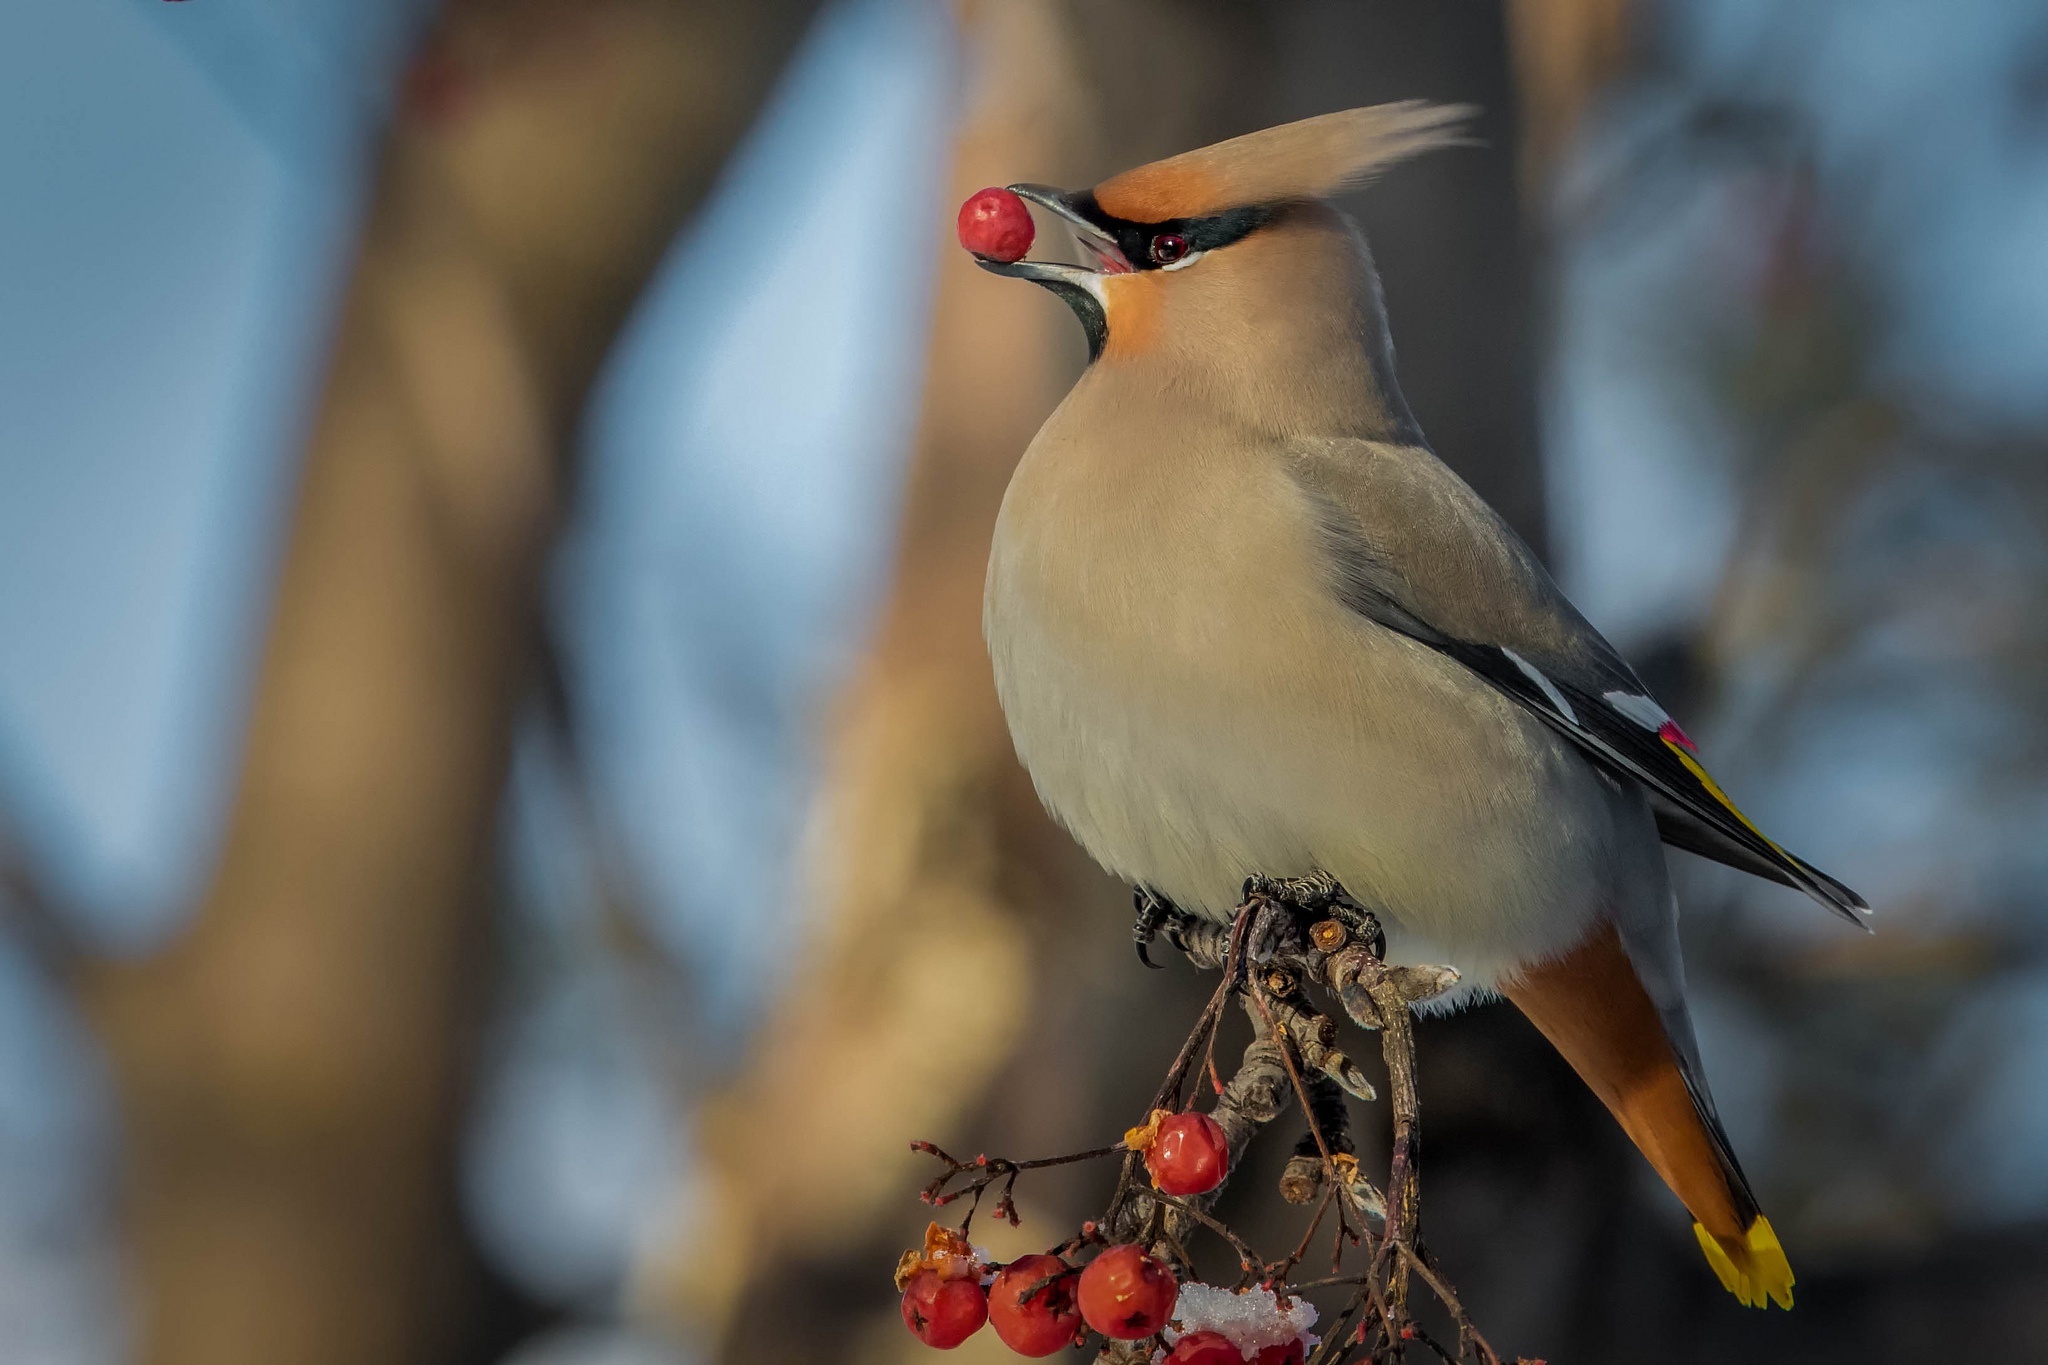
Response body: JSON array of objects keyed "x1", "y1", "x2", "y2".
[{"x1": 968, "y1": 102, "x2": 1472, "y2": 373}]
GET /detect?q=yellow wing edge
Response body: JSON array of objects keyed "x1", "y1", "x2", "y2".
[{"x1": 1668, "y1": 741, "x2": 1789, "y2": 853}]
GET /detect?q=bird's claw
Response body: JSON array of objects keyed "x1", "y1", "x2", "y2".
[{"x1": 1132, "y1": 887, "x2": 1174, "y2": 969}]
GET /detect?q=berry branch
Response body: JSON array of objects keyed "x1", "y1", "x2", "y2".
[
  {"x1": 898, "y1": 875, "x2": 1541, "y2": 1365},
  {"x1": 914, "y1": 1141, "x2": 1128, "y2": 1235}
]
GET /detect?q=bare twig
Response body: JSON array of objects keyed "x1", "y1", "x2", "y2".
[
  {"x1": 1151, "y1": 1192, "x2": 1263, "y2": 1276},
  {"x1": 1399, "y1": 1244, "x2": 1504, "y2": 1365},
  {"x1": 914, "y1": 1140, "x2": 1126, "y2": 1233}
]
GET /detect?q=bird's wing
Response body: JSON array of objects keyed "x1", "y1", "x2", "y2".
[{"x1": 1286, "y1": 437, "x2": 1869, "y2": 926}]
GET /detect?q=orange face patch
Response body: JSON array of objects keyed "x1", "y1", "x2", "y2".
[{"x1": 1101, "y1": 271, "x2": 1165, "y2": 358}]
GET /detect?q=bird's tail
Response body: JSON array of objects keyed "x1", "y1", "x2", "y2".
[{"x1": 1502, "y1": 921, "x2": 1794, "y2": 1309}]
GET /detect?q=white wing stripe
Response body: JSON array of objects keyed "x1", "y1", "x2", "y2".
[
  {"x1": 1501, "y1": 648, "x2": 1577, "y2": 725},
  {"x1": 1602, "y1": 689, "x2": 1672, "y2": 731}
]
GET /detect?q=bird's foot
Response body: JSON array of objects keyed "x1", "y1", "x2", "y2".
[
  {"x1": 1131, "y1": 887, "x2": 1227, "y2": 969},
  {"x1": 1233, "y1": 872, "x2": 1461, "y2": 1031},
  {"x1": 1240, "y1": 870, "x2": 1386, "y2": 964}
]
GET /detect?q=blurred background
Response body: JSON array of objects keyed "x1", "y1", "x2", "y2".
[{"x1": 5, "y1": 1, "x2": 2048, "y2": 1362}]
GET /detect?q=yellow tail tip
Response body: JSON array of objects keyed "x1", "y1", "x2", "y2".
[{"x1": 1694, "y1": 1216, "x2": 1795, "y2": 1309}]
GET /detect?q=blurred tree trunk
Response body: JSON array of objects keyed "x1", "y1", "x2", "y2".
[
  {"x1": 77, "y1": 4, "x2": 818, "y2": 1364},
  {"x1": 1261, "y1": 0, "x2": 1551, "y2": 558},
  {"x1": 1503, "y1": 0, "x2": 1634, "y2": 193},
  {"x1": 668, "y1": 3, "x2": 1119, "y2": 1355},
  {"x1": 676, "y1": 4, "x2": 1586, "y2": 1364},
  {"x1": 672, "y1": 5, "x2": 1274, "y2": 1362}
]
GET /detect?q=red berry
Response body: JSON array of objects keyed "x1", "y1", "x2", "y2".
[
  {"x1": 1167, "y1": 1330, "x2": 1244, "y2": 1364},
  {"x1": 988, "y1": 1254, "x2": 1083, "y2": 1356},
  {"x1": 1256, "y1": 1340, "x2": 1308, "y2": 1365},
  {"x1": 900, "y1": 1269, "x2": 987, "y2": 1349},
  {"x1": 1147, "y1": 1111, "x2": 1230, "y2": 1196},
  {"x1": 1077, "y1": 1244, "x2": 1178, "y2": 1340},
  {"x1": 957, "y1": 187, "x2": 1035, "y2": 263}
]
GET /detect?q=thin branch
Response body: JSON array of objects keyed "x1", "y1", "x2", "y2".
[
  {"x1": 915, "y1": 1140, "x2": 1128, "y2": 1231},
  {"x1": 1150, "y1": 1192, "x2": 1262, "y2": 1274},
  {"x1": 1398, "y1": 1244, "x2": 1504, "y2": 1365}
]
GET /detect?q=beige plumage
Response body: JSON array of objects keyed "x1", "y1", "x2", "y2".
[{"x1": 972, "y1": 105, "x2": 1869, "y2": 1309}]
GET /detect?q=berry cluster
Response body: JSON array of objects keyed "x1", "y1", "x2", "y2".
[
  {"x1": 902, "y1": 1230, "x2": 1319, "y2": 1360},
  {"x1": 897, "y1": 1107, "x2": 1287, "y2": 1357},
  {"x1": 893, "y1": 882, "x2": 1527, "y2": 1364}
]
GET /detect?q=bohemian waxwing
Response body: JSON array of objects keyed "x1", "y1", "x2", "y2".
[{"x1": 971, "y1": 102, "x2": 1868, "y2": 1311}]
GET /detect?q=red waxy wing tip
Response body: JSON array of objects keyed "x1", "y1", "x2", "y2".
[{"x1": 1658, "y1": 719, "x2": 1698, "y2": 753}]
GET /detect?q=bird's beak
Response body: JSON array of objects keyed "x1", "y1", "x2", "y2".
[{"x1": 975, "y1": 183, "x2": 1134, "y2": 290}]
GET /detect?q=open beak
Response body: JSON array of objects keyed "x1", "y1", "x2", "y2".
[{"x1": 974, "y1": 183, "x2": 1133, "y2": 290}]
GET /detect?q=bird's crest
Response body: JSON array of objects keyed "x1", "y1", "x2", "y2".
[{"x1": 1091, "y1": 102, "x2": 1476, "y2": 224}]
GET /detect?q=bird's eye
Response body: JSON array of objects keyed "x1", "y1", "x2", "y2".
[{"x1": 1149, "y1": 233, "x2": 1188, "y2": 265}]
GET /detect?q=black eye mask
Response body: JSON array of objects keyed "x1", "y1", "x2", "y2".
[{"x1": 1065, "y1": 197, "x2": 1276, "y2": 271}]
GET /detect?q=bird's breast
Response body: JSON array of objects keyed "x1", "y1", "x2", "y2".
[{"x1": 985, "y1": 400, "x2": 1627, "y2": 982}]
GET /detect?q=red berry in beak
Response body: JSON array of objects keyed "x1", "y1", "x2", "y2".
[
  {"x1": 1077, "y1": 1244, "x2": 1178, "y2": 1340},
  {"x1": 957, "y1": 186, "x2": 1035, "y2": 263},
  {"x1": 900, "y1": 1269, "x2": 988, "y2": 1349},
  {"x1": 988, "y1": 1254, "x2": 1084, "y2": 1356},
  {"x1": 1146, "y1": 1110, "x2": 1230, "y2": 1196}
]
